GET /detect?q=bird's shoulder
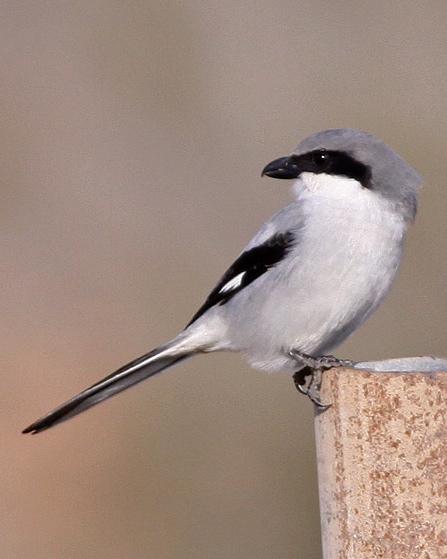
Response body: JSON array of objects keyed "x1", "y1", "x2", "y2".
[{"x1": 187, "y1": 203, "x2": 302, "y2": 326}]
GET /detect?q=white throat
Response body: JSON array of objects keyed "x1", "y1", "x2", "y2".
[
  {"x1": 293, "y1": 172, "x2": 364, "y2": 201},
  {"x1": 292, "y1": 170, "x2": 406, "y2": 237}
]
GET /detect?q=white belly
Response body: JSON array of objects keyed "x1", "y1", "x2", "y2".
[{"x1": 224, "y1": 177, "x2": 407, "y2": 372}]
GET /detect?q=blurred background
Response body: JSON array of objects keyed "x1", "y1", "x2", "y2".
[{"x1": 3, "y1": 2, "x2": 447, "y2": 558}]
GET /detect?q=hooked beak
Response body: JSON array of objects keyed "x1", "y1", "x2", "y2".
[{"x1": 261, "y1": 155, "x2": 301, "y2": 179}]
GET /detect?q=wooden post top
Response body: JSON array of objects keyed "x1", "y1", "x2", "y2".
[{"x1": 314, "y1": 367, "x2": 447, "y2": 559}]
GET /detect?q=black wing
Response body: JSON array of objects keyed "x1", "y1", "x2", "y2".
[{"x1": 187, "y1": 231, "x2": 295, "y2": 326}]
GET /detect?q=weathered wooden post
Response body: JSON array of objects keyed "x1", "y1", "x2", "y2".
[{"x1": 314, "y1": 358, "x2": 447, "y2": 559}]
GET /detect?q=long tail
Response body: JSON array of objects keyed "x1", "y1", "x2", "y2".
[{"x1": 22, "y1": 336, "x2": 196, "y2": 434}]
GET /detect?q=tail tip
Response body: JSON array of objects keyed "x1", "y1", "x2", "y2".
[{"x1": 22, "y1": 420, "x2": 47, "y2": 435}]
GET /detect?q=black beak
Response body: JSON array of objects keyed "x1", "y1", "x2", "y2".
[{"x1": 261, "y1": 155, "x2": 300, "y2": 179}]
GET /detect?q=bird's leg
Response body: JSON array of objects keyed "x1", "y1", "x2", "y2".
[{"x1": 290, "y1": 350, "x2": 355, "y2": 409}]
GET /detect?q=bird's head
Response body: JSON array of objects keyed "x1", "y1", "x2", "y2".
[{"x1": 262, "y1": 128, "x2": 422, "y2": 221}]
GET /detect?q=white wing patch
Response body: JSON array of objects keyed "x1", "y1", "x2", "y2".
[{"x1": 218, "y1": 272, "x2": 246, "y2": 294}]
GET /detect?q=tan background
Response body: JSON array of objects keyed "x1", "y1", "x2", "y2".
[{"x1": 3, "y1": 2, "x2": 447, "y2": 558}]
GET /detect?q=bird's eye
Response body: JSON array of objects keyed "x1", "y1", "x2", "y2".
[{"x1": 312, "y1": 150, "x2": 329, "y2": 166}]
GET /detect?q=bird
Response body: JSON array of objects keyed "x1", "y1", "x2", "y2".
[{"x1": 23, "y1": 128, "x2": 421, "y2": 434}]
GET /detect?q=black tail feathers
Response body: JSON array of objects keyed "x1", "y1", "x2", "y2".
[{"x1": 23, "y1": 343, "x2": 191, "y2": 434}]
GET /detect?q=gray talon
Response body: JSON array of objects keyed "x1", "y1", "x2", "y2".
[
  {"x1": 289, "y1": 349, "x2": 355, "y2": 370},
  {"x1": 293, "y1": 366, "x2": 331, "y2": 409},
  {"x1": 290, "y1": 350, "x2": 353, "y2": 408}
]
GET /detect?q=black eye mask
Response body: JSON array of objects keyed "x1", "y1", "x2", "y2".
[{"x1": 262, "y1": 149, "x2": 372, "y2": 188}]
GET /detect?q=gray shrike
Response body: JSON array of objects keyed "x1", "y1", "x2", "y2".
[{"x1": 23, "y1": 128, "x2": 421, "y2": 434}]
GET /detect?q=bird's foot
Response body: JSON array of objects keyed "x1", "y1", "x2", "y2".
[
  {"x1": 293, "y1": 367, "x2": 329, "y2": 409},
  {"x1": 289, "y1": 349, "x2": 355, "y2": 370},
  {"x1": 290, "y1": 351, "x2": 355, "y2": 409}
]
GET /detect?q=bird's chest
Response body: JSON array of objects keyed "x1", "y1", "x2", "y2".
[
  {"x1": 292, "y1": 175, "x2": 406, "y2": 282},
  {"x1": 297, "y1": 199, "x2": 405, "y2": 287},
  {"x1": 276, "y1": 199, "x2": 406, "y2": 351}
]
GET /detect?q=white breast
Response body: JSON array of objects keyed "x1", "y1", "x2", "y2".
[
  {"x1": 231, "y1": 173, "x2": 408, "y2": 372},
  {"x1": 295, "y1": 173, "x2": 406, "y2": 341}
]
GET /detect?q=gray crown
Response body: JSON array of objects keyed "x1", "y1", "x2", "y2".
[{"x1": 296, "y1": 128, "x2": 422, "y2": 220}]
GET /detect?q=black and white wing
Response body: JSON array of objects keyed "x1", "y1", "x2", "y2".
[{"x1": 187, "y1": 230, "x2": 295, "y2": 326}]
